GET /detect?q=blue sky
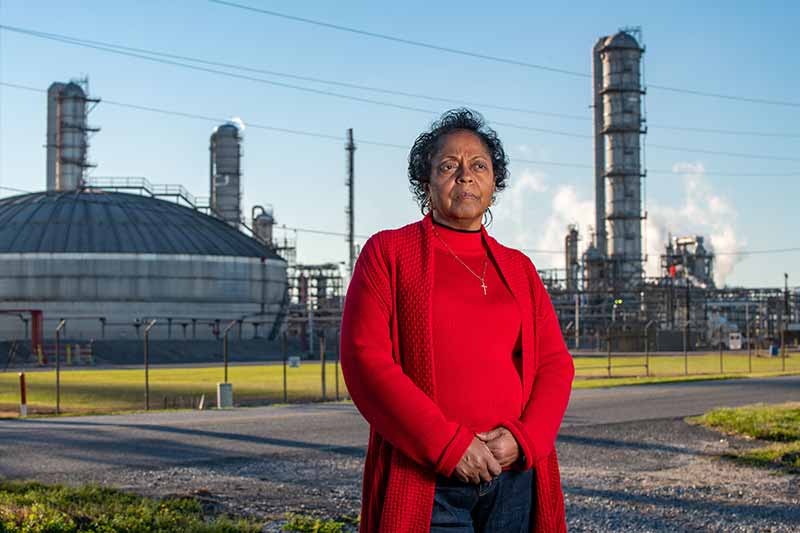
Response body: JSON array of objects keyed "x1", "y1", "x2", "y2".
[{"x1": 0, "y1": 0, "x2": 797, "y2": 288}]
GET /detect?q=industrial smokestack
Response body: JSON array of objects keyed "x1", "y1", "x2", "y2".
[
  {"x1": 46, "y1": 79, "x2": 99, "y2": 191},
  {"x1": 592, "y1": 38, "x2": 607, "y2": 258},
  {"x1": 210, "y1": 121, "x2": 243, "y2": 227}
]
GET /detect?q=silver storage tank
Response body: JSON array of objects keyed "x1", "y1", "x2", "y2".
[{"x1": 0, "y1": 190, "x2": 287, "y2": 341}]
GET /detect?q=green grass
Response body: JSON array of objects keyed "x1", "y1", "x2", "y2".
[
  {"x1": 0, "y1": 362, "x2": 348, "y2": 416},
  {"x1": 282, "y1": 512, "x2": 359, "y2": 532},
  {"x1": 571, "y1": 371, "x2": 799, "y2": 389},
  {"x1": 689, "y1": 402, "x2": 800, "y2": 473},
  {"x1": 1, "y1": 354, "x2": 797, "y2": 417},
  {"x1": 733, "y1": 441, "x2": 800, "y2": 472},
  {"x1": 0, "y1": 480, "x2": 260, "y2": 532},
  {"x1": 574, "y1": 351, "x2": 800, "y2": 378}
]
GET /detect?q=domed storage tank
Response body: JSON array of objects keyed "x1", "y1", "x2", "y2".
[{"x1": 0, "y1": 190, "x2": 287, "y2": 341}]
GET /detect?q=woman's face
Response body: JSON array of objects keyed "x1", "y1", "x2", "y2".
[{"x1": 426, "y1": 129, "x2": 495, "y2": 230}]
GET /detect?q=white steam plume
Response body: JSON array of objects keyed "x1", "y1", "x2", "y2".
[{"x1": 645, "y1": 162, "x2": 745, "y2": 286}]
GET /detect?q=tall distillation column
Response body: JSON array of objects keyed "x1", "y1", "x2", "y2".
[{"x1": 594, "y1": 30, "x2": 646, "y2": 289}]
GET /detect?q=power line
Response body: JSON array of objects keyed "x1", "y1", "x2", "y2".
[
  {"x1": 277, "y1": 225, "x2": 371, "y2": 240},
  {"x1": 207, "y1": 0, "x2": 589, "y2": 79},
  {"x1": 648, "y1": 169, "x2": 800, "y2": 177},
  {"x1": 0, "y1": 185, "x2": 32, "y2": 194},
  {"x1": 0, "y1": 25, "x2": 590, "y2": 123},
  {"x1": 1, "y1": 81, "x2": 409, "y2": 149},
  {"x1": 5, "y1": 26, "x2": 798, "y2": 161},
  {"x1": 208, "y1": 0, "x2": 800, "y2": 109},
  {"x1": 4, "y1": 81, "x2": 800, "y2": 178},
  {"x1": 520, "y1": 248, "x2": 563, "y2": 254},
  {"x1": 0, "y1": 25, "x2": 592, "y2": 140},
  {"x1": 2, "y1": 87, "x2": 799, "y2": 258},
  {"x1": 715, "y1": 247, "x2": 800, "y2": 256},
  {"x1": 647, "y1": 83, "x2": 800, "y2": 108},
  {"x1": 648, "y1": 123, "x2": 800, "y2": 139},
  {"x1": 0, "y1": 180, "x2": 797, "y2": 257},
  {"x1": 9, "y1": 24, "x2": 798, "y2": 139},
  {"x1": 5, "y1": 26, "x2": 800, "y2": 156},
  {"x1": 648, "y1": 143, "x2": 800, "y2": 163}
]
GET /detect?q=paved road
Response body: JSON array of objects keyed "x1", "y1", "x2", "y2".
[{"x1": 1, "y1": 376, "x2": 798, "y2": 480}]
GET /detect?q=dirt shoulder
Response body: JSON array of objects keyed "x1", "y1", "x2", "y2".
[{"x1": 19, "y1": 417, "x2": 800, "y2": 532}]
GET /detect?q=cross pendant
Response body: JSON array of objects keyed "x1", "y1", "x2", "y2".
[{"x1": 481, "y1": 280, "x2": 487, "y2": 296}]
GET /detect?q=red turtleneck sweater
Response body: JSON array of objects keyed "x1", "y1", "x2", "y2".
[{"x1": 432, "y1": 223, "x2": 524, "y2": 443}]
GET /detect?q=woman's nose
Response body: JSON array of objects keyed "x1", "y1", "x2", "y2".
[{"x1": 456, "y1": 162, "x2": 474, "y2": 183}]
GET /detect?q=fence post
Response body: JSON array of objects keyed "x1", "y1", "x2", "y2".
[
  {"x1": 282, "y1": 331, "x2": 288, "y2": 403},
  {"x1": 222, "y1": 320, "x2": 237, "y2": 384},
  {"x1": 55, "y1": 319, "x2": 66, "y2": 415},
  {"x1": 606, "y1": 331, "x2": 612, "y2": 378},
  {"x1": 747, "y1": 315, "x2": 753, "y2": 373},
  {"x1": 683, "y1": 322, "x2": 688, "y2": 376},
  {"x1": 644, "y1": 320, "x2": 655, "y2": 378},
  {"x1": 335, "y1": 329, "x2": 340, "y2": 401},
  {"x1": 781, "y1": 326, "x2": 786, "y2": 372},
  {"x1": 320, "y1": 332, "x2": 327, "y2": 402},
  {"x1": 719, "y1": 325, "x2": 724, "y2": 374},
  {"x1": 19, "y1": 372, "x2": 27, "y2": 417},
  {"x1": 144, "y1": 319, "x2": 157, "y2": 410}
]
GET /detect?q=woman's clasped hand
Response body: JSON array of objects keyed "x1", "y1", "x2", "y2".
[{"x1": 452, "y1": 427, "x2": 521, "y2": 484}]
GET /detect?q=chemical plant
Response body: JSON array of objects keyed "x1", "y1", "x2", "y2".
[
  {"x1": 0, "y1": 79, "x2": 346, "y2": 363},
  {"x1": 0, "y1": 30, "x2": 797, "y2": 364},
  {"x1": 543, "y1": 29, "x2": 798, "y2": 352}
]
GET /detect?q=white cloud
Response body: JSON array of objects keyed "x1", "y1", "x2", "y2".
[
  {"x1": 532, "y1": 185, "x2": 594, "y2": 270},
  {"x1": 494, "y1": 168, "x2": 550, "y2": 249},
  {"x1": 517, "y1": 169, "x2": 548, "y2": 193},
  {"x1": 496, "y1": 163, "x2": 743, "y2": 285}
]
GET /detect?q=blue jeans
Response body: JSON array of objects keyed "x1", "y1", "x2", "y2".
[{"x1": 430, "y1": 468, "x2": 535, "y2": 532}]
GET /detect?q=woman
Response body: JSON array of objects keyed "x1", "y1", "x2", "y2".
[{"x1": 340, "y1": 109, "x2": 574, "y2": 532}]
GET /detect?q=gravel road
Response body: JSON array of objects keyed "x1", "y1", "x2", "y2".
[
  {"x1": 2, "y1": 377, "x2": 798, "y2": 531},
  {"x1": 27, "y1": 416, "x2": 797, "y2": 532}
]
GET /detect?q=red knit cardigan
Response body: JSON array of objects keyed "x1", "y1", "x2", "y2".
[{"x1": 340, "y1": 214, "x2": 575, "y2": 533}]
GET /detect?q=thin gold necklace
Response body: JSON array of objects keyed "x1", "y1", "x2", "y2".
[{"x1": 433, "y1": 227, "x2": 489, "y2": 296}]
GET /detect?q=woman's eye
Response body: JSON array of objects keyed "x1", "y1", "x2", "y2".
[
  {"x1": 439, "y1": 163, "x2": 456, "y2": 172},
  {"x1": 474, "y1": 161, "x2": 487, "y2": 171}
]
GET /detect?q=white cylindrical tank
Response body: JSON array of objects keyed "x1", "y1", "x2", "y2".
[
  {"x1": 210, "y1": 122, "x2": 243, "y2": 227},
  {"x1": 252, "y1": 205, "x2": 275, "y2": 247}
]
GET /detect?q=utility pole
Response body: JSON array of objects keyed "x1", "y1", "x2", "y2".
[
  {"x1": 346, "y1": 129, "x2": 356, "y2": 277},
  {"x1": 783, "y1": 273, "x2": 789, "y2": 360}
]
